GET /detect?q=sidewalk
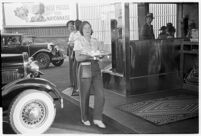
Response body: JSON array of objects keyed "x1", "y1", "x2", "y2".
[{"x1": 62, "y1": 88, "x2": 198, "y2": 134}]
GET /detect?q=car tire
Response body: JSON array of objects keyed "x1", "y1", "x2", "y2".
[
  {"x1": 35, "y1": 53, "x2": 50, "y2": 69},
  {"x1": 9, "y1": 89, "x2": 56, "y2": 134},
  {"x1": 52, "y1": 59, "x2": 64, "y2": 67}
]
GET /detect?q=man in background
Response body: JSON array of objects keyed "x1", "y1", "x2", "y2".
[
  {"x1": 158, "y1": 26, "x2": 167, "y2": 39},
  {"x1": 140, "y1": 13, "x2": 155, "y2": 40}
]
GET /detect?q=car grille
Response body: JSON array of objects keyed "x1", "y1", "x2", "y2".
[{"x1": 2, "y1": 70, "x2": 21, "y2": 84}]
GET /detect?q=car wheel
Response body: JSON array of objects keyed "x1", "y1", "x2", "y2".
[
  {"x1": 9, "y1": 89, "x2": 56, "y2": 134},
  {"x1": 52, "y1": 59, "x2": 64, "y2": 67},
  {"x1": 35, "y1": 53, "x2": 50, "y2": 69}
]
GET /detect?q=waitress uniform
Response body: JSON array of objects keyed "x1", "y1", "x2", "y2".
[{"x1": 74, "y1": 36, "x2": 105, "y2": 121}]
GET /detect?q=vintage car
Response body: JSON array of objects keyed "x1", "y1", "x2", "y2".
[
  {"x1": 1, "y1": 33, "x2": 64, "y2": 68},
  {"x1": 1, "y1": 52, "x2": 63, "y2": 134}
]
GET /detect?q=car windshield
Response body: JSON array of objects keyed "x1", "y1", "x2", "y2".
[{"x1": 22, "y1": 36, "x2": 34, "y2": 44}]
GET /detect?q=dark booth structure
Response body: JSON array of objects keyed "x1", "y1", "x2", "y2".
[
  {"x1": 103, "y1": 38, "x2": 183, "y2": 96},
  {"x1": 102, "y1": 3, "x2": 198, "y2": 97}
]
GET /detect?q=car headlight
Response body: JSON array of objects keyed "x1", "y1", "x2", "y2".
[
  {"x1": 51, "y1": 45, "x2": 59, "y2": 55},
  {"x1": 28, "y1": 57, "x2": 34, "y2": 62},
  {"x1": 54, "y1": 45, "x2": 59, "y2": 51},
  {"x1": 28, "y1": 61, "x2": 39, "y2": 72},
  {"x1": 47, "y1": 43, "x2": 54, "y2": 51}
]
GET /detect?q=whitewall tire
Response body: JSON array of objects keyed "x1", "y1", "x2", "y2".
[{"x1": 9, "y1": 89, "x2": 56, "y2": 134}]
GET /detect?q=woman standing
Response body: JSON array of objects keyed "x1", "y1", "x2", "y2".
[
  {"x1": 68, "y1": 19, "x2": 82, "y2": 96},
  {"x1": 73, "y1": 21, "x2": 106, "y2": 128},
  {"x1": 66, "y1": 20, "x2": 75, "y2": 89}
]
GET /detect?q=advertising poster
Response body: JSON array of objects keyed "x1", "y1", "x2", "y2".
[{"x1": 4, "y1": 2, "x2": 76, "y2": 27}]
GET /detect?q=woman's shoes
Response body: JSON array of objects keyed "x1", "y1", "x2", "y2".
[
  {"x1": 81, "y1": 120, "x2": 106, "y2": 128},
  {"x1": 71, "y1": 89, "x2": 79, "y2": 96},
  {"x1": 93, "y1": 120, "x2": 106, "y2": 128},
  {"x1": 81, "y1": 120, "x2": 91, "y2": 126}
]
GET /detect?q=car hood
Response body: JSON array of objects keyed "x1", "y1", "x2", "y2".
[
  {"x1": 29, "y1": 42, "x2": 50, "y2": 51},
  {"x1": 30, "y1": 42, "x2": 49, "y2": 47},
  {"x1": 28, "y1": 42, "x2": 52, "y2": 56}
]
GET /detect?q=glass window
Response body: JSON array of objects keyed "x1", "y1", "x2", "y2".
[
  {"x1": 6, "y1": 36, "x2": 21, "y2": 45},
  {"x1": 149, "y1": 4, "x2": 177, "y2": 39}
]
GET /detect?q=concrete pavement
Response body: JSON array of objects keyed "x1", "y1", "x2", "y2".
[
  {"x1": 3, "y1": 59, "x2": 198, "y2": 134},
  {"x1": 3, "y1": 59, "x2": 124, "y2": 134}
]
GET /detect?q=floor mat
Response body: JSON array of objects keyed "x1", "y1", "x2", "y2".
[{"x1": 117, "y1": 95, "x2": 198, "y2": 125}]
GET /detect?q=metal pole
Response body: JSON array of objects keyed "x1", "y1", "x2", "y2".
[
  {"x1": 2, "y1": 2, "x2": 6, "y2": 32},
  {"x1": 76, "y1": 3, "x2": 79, "y2": 19},
  {"x1": 122, "y1": 3, "x2": 130, "y2": 96},
  {"x1": 176, "y1": 3, "x2": 183, "y2": 38}
]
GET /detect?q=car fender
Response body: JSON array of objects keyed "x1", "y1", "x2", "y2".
[
  {"x1": 31, "y1": 49, "x2": 52, "y2": 58},
  {"x1": 2, "y1": 78, "x2": 63, "y2": 108}
]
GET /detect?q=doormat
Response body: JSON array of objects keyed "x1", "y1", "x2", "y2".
[{"x1": 117, "y1": 95, "x2": 198, "y2": 125}]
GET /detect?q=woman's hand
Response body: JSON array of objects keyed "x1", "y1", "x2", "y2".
[{"x1": 92, "y1": 56, "x2": 103, "y2": 60}]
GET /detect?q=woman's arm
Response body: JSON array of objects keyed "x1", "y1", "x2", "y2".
[
  {"x1": 74, "y1": 39, "x2": 92, "y2": 62},
  {"x1": 74, "y1": 50, "x2": 92, "y2": 62}
]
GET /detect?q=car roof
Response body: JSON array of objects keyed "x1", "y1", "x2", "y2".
[
  {"x1": 1, "y1": 33, "x2": 36, "y2": 38},
  {"x1": 1, "y1": 33, "x2": 23, "y2": 36},
  {"x1": 23, "y1": 35, "x2": 36, "y2": 38}
]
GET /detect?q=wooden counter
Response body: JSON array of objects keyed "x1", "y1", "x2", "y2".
[{"x1": 180, "y1": 41, "x2": 198, "y2": 92}]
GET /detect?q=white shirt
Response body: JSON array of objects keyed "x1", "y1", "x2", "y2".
[
  {"x1": 74, "y1": 36, "x2": 101, "y2": 52},
  {"x1": 69, "y1": 31, "x2": 81, "y2": 43}
]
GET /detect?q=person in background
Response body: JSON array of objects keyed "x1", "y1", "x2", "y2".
[
  {"x1": 68, "y1": 19, "x2": 82, "y2": 96},
  {"x1": 66, "y1": 20, "x2": 75, "y2": 90},
  {"x1": 158, "y1": 26, "x2": 167, "y2": 39},
  {"x1": 166, "y1": 23, "x2": 176, "y2": 38},
  {"x1": 186, "y1": 22, "x2": 196, "y2": 40},
  {"x1": 111, "y1": 19, "x2": 118, "y2": 71},
  {"x1": 69, "y1": 20, "x2": 82, "y2": 43},
  {"x1": 182, "y1": 15, "x2": 189, "y2": 37},
  {"x1": 67, "y1": 20, "x2": 75, "y2": 33},
  {"x1": 140, "y1": 13, "x2": 155, "y2": 40},
  {"x1": 74, "y1": 21, "x2": 106, "y2": 128}
]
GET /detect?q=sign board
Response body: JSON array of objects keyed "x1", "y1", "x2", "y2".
[{"x1": 4, "y1": 2, "x2": 76, "y2": 27}]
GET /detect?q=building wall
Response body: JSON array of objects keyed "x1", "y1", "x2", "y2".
[{"x1": 5, "y1": 26, "x2": 70, "y2": 51}]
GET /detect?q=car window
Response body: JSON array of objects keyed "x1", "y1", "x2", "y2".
[{"x1": 6, "y1": 36, "x2": 21, "y2": 46}]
